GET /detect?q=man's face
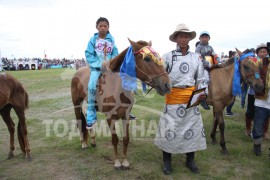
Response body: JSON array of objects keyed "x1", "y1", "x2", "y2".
[
  {"x1": 257, "y1": 48, "x2": 269, "y2": 59},
  {"x1": 199, "y1": 35, "x2": 210, "y2": 44},
  {"x1": 175, "y1": 32, "x2": 191, "y2": 48}
]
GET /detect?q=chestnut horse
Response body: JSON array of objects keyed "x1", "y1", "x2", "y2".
[
  {"x1": 206, "y1": 49, "x2": 264, "y2": 154},
  {"x1": 0, "y1": 73, "x2": 31, "y2": 159},
  {"x1": 71, "y1": 39, "x2": 171, "y2": 169}
]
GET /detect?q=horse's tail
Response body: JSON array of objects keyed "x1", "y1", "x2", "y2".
[
  {"x1": 24, "y1": 90, "x2": 29, "y2": 109},
  {"x1": 18, "y1": 81, "x2": 29, "y2": 109},
  {"x1": 17, "y1": 121, "x2": 26, "y2": 154}
]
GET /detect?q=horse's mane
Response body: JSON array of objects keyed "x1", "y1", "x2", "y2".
[
  {"x1": 243, "y1": 49, "x2": 252, "y2": 54},
  {"x1": 109, "y1": 48, "x2": 128, "y2": 72},
  {"x1": 109, "y1": 40, "x2": 149, "y2": 72}
]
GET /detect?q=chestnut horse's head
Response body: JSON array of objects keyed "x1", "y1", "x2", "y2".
[
  {"x1": 110, "y1": 39, "x2": 171, "y2": 95},
  {"x1": 236, "y1": 48, "x2": 264, "y2": 93}
]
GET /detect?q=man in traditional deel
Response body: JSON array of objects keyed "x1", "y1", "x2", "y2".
[{"x1": 154, "y1": 23, "x2": 208, "y2": 175}]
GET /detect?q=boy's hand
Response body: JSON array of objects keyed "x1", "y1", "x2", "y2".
[{"x1": 202, "y1": 59, "x2": 211, "y2": 70}]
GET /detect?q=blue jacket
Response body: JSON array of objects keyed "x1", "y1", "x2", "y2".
[{"x1": 85, "y1": 32, "x2": 118, "y2": 69}]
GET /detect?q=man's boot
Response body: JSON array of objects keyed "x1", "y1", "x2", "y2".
[
  {"x1": 200, "y1": 100, "x2": 210, "y2": 110},
  {"x1": 245, "y1": 114, "x2": 252, "y2": 137},
  {"x1": 186, "y1": 152, "x2": 199, "y2": 173},
  {"x1": 263, "y1": 119, "x2": 270, "y2": 140},
  {"x1": 163, "y1": 151, "x2": 172, "y2": 175},
  {"x1": 253, "y1": 144, "x2": 261, "y2": 156}
]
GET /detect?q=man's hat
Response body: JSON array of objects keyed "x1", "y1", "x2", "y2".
[
  {"x1": 256, "y1": 43, "x2": 268, "y2": 54},
  {"x1": 169, "y1": 23, "x2": 196, "y2": 42}
]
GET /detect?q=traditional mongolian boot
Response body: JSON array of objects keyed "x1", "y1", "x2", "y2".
[
  {"x1": 263, "y1": 119, "x2": 270, "y2": 140},
  {"x1": 245, "y1": 115, "x2": 252, "y2": 137},
  {"x1": 253, "y1": 137, "x2": 262, "y2": 156},
  {"x1": 162, "y1": 151, "x2": 172, "y2": 175},
  {"x1": 200, "y1": 100, "x2": 210, "y2": 110},
  {"x1": 186, "y1": 152, "x2": 199, "y2": 173},
  {"x1": 253, "y1": 144, "x2": 262, "y2": 156}
]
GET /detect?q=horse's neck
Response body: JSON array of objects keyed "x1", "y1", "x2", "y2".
[
  {"x1": 225, "y1": 62, "x2": 235, "y2": 79},
  {"x1": 109, "y1": 48, "x2": 128, "y2": 72}
]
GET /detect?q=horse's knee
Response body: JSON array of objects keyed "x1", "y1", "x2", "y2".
[{"x1": 123, "y1": 136, "x2": 129, "y2": 146}]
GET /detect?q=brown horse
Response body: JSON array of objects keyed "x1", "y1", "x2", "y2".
[
  {"x1": 0, "y1": 73, "x2": 31, "y2": 159},
  {"x1": 71, "y1": 39, "x2": 171, "y2": 169},
  {"x1": 206, "y1": 48, "x2": 264, "y2": 154}
]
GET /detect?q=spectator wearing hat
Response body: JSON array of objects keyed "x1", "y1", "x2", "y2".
[
  {"x1": 154, "y1": 23, "x2": 208, "y2": 175},
  {"x1": 252, "y1": 43, "x2": 270, "y2": 156},
  {"x1": 195, "y1": 31, "x2": 221, "y2": 68},
  {"x1": 242, "y1": 46, "x2": 270, "y2": 138}
]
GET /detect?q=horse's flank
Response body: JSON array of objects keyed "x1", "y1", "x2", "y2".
[{"x1": 207, "y1": 57, "x2": 235, "y2": 111}]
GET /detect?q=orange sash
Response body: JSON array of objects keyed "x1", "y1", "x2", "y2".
[{"x1": 165, "y1": 86, "x2": 196, "y2": 104}]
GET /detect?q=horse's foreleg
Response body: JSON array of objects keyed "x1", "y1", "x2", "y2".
[
  {"x1": 107, "y1": 119, "x2": 121, "y2": 169},
  {"x1": 219, "y1": 114, "x2": 228, "y2": 155},
  {"x1": 89, "y1": 129, "x2": 96, "y2": 147},
  {"x1": 122, "y1": 119, "x2": 130, "y2": 169},
  {"x1": 210, "y1": 111, "x2": 219, "y2": 144},
  {"x1": 1, "y1": 109, "x2": 15, "y2": 159}
]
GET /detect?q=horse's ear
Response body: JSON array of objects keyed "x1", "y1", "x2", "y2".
[
  {"x1": 235, "y1": 48, "x2": 242, "y2": 56},
  {"x1": 148, "y1": 40, "x2": 152, "y2": 47},
  {"x1": 128, "y1": 38, "x2": 140, "y2": 51}
]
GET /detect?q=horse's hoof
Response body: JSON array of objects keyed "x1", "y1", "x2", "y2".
[
  {"x1": 25, "y1": 156, "x2": 32, "y2": 161},
  {"x1": 7, "y1": 152, "x2": 14, "y2": 159},
  {"x1": 211, "y1": 140, "x2": 217, "y2": 145},
  {"x1": 114, "y1": 159, "x2": 122, "y2": 170},
  {"x1": 81, "y1": 143, "x2": 88, "y2": 149},
  {"x1": 121, "y1": 159, "x2": 129, "y2": 170},
  {"x1": 91, "y1": 143, "x2": 96, "y2": 148},
  {"x1": 121, "y1": 166, "x2": 130, "y2": 170},
  {"x1": 221, "y1": 150, "x2": 229, "y2": 155},
  {"x1": 114, "y1": 166, "x2": 122, "y2": 171}
]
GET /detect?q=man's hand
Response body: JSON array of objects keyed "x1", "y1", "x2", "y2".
[{"x1": 197, "y1": 93, "x2": 207, "y2": 102}]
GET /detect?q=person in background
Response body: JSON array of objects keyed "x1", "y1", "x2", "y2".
[
  {"x1": 252, "y1": 43, "x2": 270, "y2": 156},
  {"x1": 155, "y1": 23, "x2": 208, "y2": 175},
  {"x1": 85, "y1": 17, "x2": 119, "y2": 129},
  {"x1": 242, "y1": 46, "x2": 269, "y2": 138}
]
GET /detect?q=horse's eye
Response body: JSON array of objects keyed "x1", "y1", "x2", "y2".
[
  {"x1": 243, "y1": 65, "x2": 249, "y2": 70},
  {"x1": 144, "y1": 56, "x2": 151, "y2": 62}
]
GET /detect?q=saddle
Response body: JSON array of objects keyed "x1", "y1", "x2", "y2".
[{"x1": 205, "y1": 55, "x2": 219, "y2": 65}]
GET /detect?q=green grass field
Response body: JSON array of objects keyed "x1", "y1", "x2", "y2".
[{"x1": 0, "y1": 68, "x2": 270, "y2": 180}]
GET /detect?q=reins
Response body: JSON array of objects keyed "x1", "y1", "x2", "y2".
[{"x1": 133, "y1": 46, "x2": 167, "y2": 95}]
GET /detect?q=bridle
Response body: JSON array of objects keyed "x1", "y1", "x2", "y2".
[
  {"x1": 133, "y1": 46, "x2": 167, "y2": 91},
  {"x1": 239, "y1": 54, "x2": 261, "y2": 86}
]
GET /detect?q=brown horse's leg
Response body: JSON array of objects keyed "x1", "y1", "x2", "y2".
[
  {"x1": 78, "y1": 106, "x2": 89, "y2": 149},
  {"x1": 210, "y1": 111, "x2": 219, "y2": 144},
  {"x1": 107, "y1": 118, "x2": 121, "y2": 169},
  {"x1": 13, "y1": 107, "x2": 31, "y2": 159},
  {"x1": 218, "y1": 114, "x2": 228, "y2": 155},
  {"x1": 121, "y1": 119, "x2": 130, "y2": 169},
  {"x1": 89, "y1": 128, "x2": 96, "y2": 147},
  {"x1": 1, "y1": 105, "x2": 15, "y2": 159}
]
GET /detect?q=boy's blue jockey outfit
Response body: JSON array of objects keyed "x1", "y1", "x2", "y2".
[{"x1": 85, "y1": 32, "x2": 118, "y2": 128}]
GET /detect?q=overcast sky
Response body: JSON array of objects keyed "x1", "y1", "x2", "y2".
[{"x1": 0, "y1": 0, "x2": 269, "y2": 59}]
